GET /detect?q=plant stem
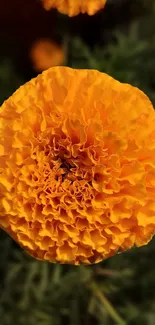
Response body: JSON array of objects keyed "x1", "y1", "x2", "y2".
[{"x1": 90, "y1": 282, "x2": 127, "y2": 325}]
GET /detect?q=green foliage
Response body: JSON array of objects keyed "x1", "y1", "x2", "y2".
[
  {"x1": 69, "y1": 21, "x2": 155, "y2": 105},
  {"x1": 1, "y1": 231, "x2": 155, "y2": 325},
  {"x1": 0, "y1": 1, "x2": 155, "y2": 325},
  {"x1": 0, "y1": 59, "x2": 24, "y2": 105}
]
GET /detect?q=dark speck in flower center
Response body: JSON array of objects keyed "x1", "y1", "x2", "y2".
[
  {"x1": 60, "y1": 159, "x2": 73, "y2": 171},
  {"x1": 55, "y1": 158, "x2": 76, "y2": 182}
]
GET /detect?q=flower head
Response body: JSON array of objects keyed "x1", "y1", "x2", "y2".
[
  {"x1": 30, "y1": 39, "x2": 64, "y2": 72},
  {"x1": 0, "y1": 66, "x2": 155, "y2": 265},
  {"x1": 41, "y1": 0, "x2": 107, "y2": 16}
]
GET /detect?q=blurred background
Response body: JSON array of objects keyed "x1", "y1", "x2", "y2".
[{"x1": 0, "y1": 0, "x2": 155, "y2": 324}]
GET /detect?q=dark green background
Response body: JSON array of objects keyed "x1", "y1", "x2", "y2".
[{"x1": 0, "y1": 1, "x2": 155, "y2": 324}]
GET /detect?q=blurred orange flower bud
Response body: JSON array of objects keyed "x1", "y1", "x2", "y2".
[{"x1": 30, "y1": 39, "x2": 64, "y2": 72}]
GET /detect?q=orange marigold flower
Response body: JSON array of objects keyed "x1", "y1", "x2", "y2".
[
  {"x1": 30, "y1": 39, "x2": 64, "y2": 72},
  {"x1": 41, "y1": 0, "x2": 107, "y2": 16},
  {"x1": 0, "y1": 66, "x2": 155, "y2": 265}
]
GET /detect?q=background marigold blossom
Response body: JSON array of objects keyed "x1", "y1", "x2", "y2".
[
  {"x1": 41, "y1": 0, "x2": 107, "y2": 16},
  {"x1": 30, "y1": 39, "x2": 64, "y2": 72},
  {"x1": 0, "y1": 66, "x2": 155, "y2": 265}
]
